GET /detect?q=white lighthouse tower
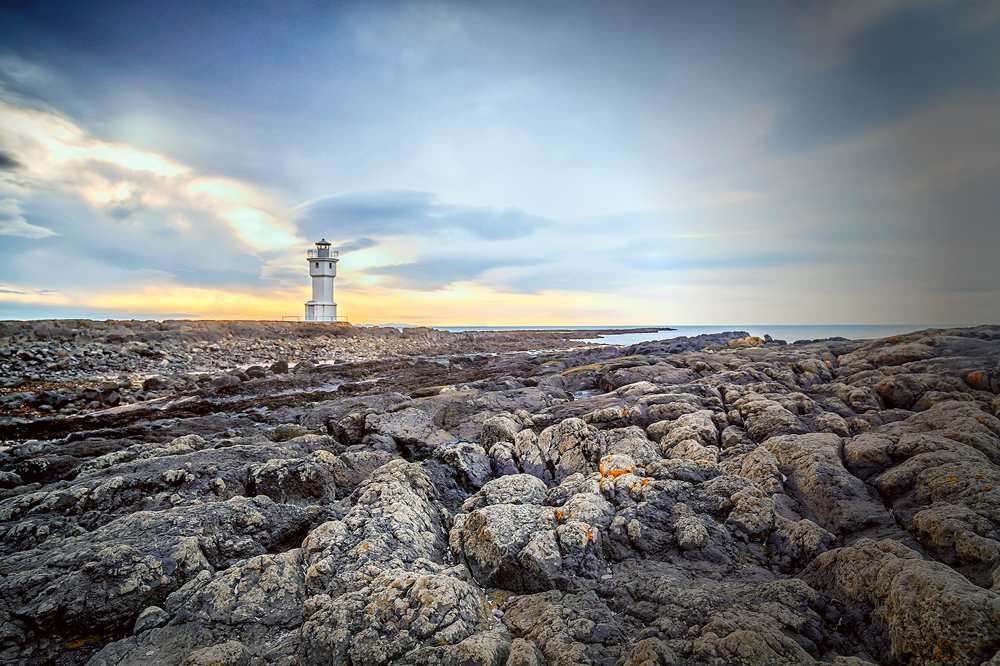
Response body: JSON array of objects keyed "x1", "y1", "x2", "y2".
[{"x1": 305, "y1": 239, "x2": 338, "y2": 322}]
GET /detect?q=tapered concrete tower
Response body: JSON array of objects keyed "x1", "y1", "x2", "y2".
[{"x1": 305, "y1": 239, "x2": 338, "y2": 322}]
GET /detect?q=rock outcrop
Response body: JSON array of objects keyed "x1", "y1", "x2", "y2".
[{"x1": 1, "y1": 323, "x2": 999, "y2": 665}]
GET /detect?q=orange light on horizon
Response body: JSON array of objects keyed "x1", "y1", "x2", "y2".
[{"x1": 79, "y1": 281, "x2": 668, "y2": 325}]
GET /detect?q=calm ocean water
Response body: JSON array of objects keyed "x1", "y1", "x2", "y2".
[{"x1": 434, "y1": 324, "x2": 941, "y2": 346}]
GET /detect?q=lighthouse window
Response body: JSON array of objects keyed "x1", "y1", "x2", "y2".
[
  {"x1": 314, "y1": 262, "x2": 319, "y2": 268},
  {"x1": 328, "y1": 262, "x2": 332, "y2": 268}
]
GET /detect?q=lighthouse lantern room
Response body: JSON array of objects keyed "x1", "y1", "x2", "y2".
[{"x1": 305, "y1": 239, "x2": 338, "y2": 322}]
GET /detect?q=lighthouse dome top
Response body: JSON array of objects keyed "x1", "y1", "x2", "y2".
[{"x1": 307, "y1": 239, "x2": 337, "y2": 259}]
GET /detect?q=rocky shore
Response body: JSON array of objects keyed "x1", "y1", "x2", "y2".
[
  {"x1": 1, "y1": 321, "x2": 999, "y2": 666},
  {"x1": 0, "y1": 321, "x2": 672, "y2": 426}
]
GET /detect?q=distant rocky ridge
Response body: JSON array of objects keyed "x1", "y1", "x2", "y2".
[
  {"x1": 1, "y1": 322, "x2": 999, "y2": 666},
  {"x1": 0, "y1": 321, "x2": 670, "y2": 426}
]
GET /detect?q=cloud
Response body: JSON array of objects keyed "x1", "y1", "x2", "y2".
[
  {"x1": 0, "y1": 96, "x2": 300, "y2": 251},
  {"x1": 610, "y1": 236, "x2": 826, "y2": 272},
  {"x1": 771, "y1": 2, "x2": 1000, "y2": 151},
  {"x1": 361, "y1": 254, "x2": 540, "y2": 292},
  {"x1": 0, "y1": 287, "x2": 54, "y2": 295},
  {"x1": 0, "y1": 197, "x2": 56, "y2": 238},
  {"x1": 0, "y1": 151, "x2": 18, "y2": 169},
  {"x1": 338, "y1": 237, "x2": 378, "y2": 254},
  {"x1": 295, "y1": 190, "x2": 553, "y2": 242}
]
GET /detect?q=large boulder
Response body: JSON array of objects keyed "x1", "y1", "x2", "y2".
[
  {"x1": 804, "y1": 538, "x2": 1000, "y2": 666},
  {"x1": 762, "y1": 433, "x2": 896, "y2": 537},
  {"x1": 299, "y1": 568, "x2": 491, "y2": 666}
]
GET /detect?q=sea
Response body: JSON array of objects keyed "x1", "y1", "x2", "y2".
[{"x1": 430, "y1": 325, "x2": 942, "y2": 347}]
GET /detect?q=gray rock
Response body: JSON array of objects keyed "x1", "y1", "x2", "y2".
[
  {"x1": 456, "y1": 502, "x2": 558, "y2": 592},
  {"x1": 397, "y1": 626, "x2": 513, "y2": 666},
  {"x1": 210, "y1": 374, "x2": 242, "y2": 389},
  {"x1": 462, "y1": 474, "x2": 548, "y2": 512},
  {"x1": 618, "y1": 637, "x2": 678, "y2": 666},
  {"x1": 301, "y1": 460, "x2": 447, "y2": 597},
  {"x1": 489, "y1": 441, "x2": 521, "y2": 477},
  {"x1": 804, "y1": 538, "x2": 1000, "y2": 666},
  {"x1": 762, "y1": 433, "x2": 897, "y2": 537},
  {"x1": 272, "y1": 423, "x2": 310, "y2": 441},
  {"x1": 506, "y1": 637, "x2": 546, "y2": 666},
  {"x1": 0, "y1": 470, "x2": 22, "y2": 489},
  {"x1": 181, "y1": 640, "x2": 251, "y2": 666},
  {"x1": 501, "y1": 590, "x2": 624, "y2": 666},
  {"x1": 142, "y1": 376, "x2": 170, "y2": 391},
  {"x1": 0, "y1": 496, "x2": 309, "y2": 664},
  {"x1": 481, "y1": 416, "x2": 520, "y2": 448},
  {"x1": 134, "y1": 605, "x2": 170, "y2": 634},
  {"x1": 293, "y1": 360, "x2": 316, "y2": 375},
  {"x1": 365, "y1": 407, "x2": 454, "y2": 457},
  {"x1": 299, "y1": 568, "x2": 491, "y2": 666},
  {"x1": 434, "y1": 441, "x2": 491, "y2": 490}
]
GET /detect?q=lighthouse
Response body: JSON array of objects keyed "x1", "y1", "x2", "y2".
[{"x1": 305, "y1": 239, "x2": 338, "y2": 322}]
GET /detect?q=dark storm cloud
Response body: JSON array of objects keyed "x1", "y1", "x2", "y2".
[
  {"x1": 771, "y1": 2, "x2": 1000, "y2": 151},
  {"x1": 363, "y1": 255, "x2": 539, "y2": 292},
  {"x1": 297, "y1": 190, "x2": 552, "y2": 241},
  {"x1": 0, "y1": 151, "x2": 19, "y2": 169}
]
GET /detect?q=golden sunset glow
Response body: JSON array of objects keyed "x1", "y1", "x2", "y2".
[{"x1": 86, "y1": 286, "x2": 311, "y2": 320}]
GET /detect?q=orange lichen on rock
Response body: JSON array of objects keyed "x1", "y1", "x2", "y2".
[
  {"x1": 599, "y1": 454, "x2": 636, "y2": 480},
  {"x1": 728, "y1": 336, "x2": 765, "y2": 348},
  {"x1": 66, "y1": 635, "x2": 110, "y2": 650}
]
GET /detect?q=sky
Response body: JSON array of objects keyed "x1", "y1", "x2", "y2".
[{"x1": 0, "y1": 0, "x2": 997, "y2": 326}]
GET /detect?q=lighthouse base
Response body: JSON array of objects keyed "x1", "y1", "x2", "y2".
[{"x1": 305, "y1": 302, "x2": 337, "y2": 322}]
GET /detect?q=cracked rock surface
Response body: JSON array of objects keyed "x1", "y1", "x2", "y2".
[{"x1": 2, "y1": 323, "x2": 1000, "y2": 665}]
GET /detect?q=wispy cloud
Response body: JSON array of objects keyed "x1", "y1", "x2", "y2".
[
  {"x1": 0, "y1": 197, "x2": 55, "y2": 238},
  {"x1": 295, "y1": 190, "x2": 553, "y2": 242},
  {"x1": 0, "y1": 94, "x2": 299, "y2": 249}
]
